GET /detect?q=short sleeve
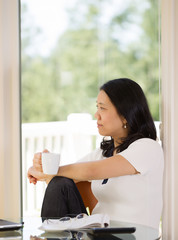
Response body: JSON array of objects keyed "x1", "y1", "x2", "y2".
[{"x1": 119, "y1": 138, "x2": 164, "y2": 175}]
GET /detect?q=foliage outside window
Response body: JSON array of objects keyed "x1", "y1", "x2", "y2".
[{"x1": 21, "y1": 0, "x2": 160, "y2": 123}]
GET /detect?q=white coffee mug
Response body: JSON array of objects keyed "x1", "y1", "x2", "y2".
[{"x1": 42, "y1": 152, "x2": 60, "y2": 175}]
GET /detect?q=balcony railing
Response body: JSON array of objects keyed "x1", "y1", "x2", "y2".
[{"x1": 22, "y1": 113, "x2": 161, "y2": 216}]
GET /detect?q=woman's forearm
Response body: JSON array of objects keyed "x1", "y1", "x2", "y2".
[
  {"x1": 43, "y1": 154, "x2": 136, "y2": 184},
  {"x1": 57, "y1": 161, "x2": 98, "y2": 181},
  {"x1": 45, "y1": 162, "x2": 97, "y2": 184},
  {"x1": 56, "y1": 154, "x2": 136, "y2": 181}
]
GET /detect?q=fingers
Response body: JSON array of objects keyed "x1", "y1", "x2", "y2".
[
  {"x1": 28, "y1": 149, "x2": 50, "y2": 185},
  {"x1": 33, "y1": 149, "x2": 50, "y2": 170},
  {"x1": 27, "y1": 166, "x2": 47, "y2": 183},
  {"x1": 29, "y1": 176, "x2": 37, "y2": 185},
  {"x1": 33, "y1": 152, "x2": 42, "y2": 164},
  {"x1": 28, "y1": 174, "x2": 37, "y2": 185},
  {"x1": 33, "y1": 152, "x2": 42, "y2": 172},
  {"x1": 27, "y1": 167, "x2": 37, "y2": 184}
]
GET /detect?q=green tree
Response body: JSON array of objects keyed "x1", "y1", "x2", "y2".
[
  {"x1": 110, "y1": 0, "x2": 160, "y2": 119},
  {"x1": 21, "y1": 0, "x2": 160, "y2": 122}
]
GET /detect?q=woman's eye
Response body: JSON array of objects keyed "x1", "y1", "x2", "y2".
[
  {"x1": 96, "y1": 105, "x2": 105, "y2": 110},
  {"x1": 97, "y1": 106, "x2": 104, "y2": 110}
]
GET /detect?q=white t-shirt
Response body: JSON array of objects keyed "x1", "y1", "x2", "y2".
[{"x1": 78, "y1": 138, "x2": 164, "y2": 230}]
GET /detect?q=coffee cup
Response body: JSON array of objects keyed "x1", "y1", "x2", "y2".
[{"x1": 42, "y1": 152, "x2": 60, "y2": 175}]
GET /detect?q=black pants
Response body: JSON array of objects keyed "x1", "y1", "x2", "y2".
[{"x1": 41, "y1": 176, "x2": 88, "y2": 221}]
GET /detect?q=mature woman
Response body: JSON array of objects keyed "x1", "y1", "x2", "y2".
[{"x1": 28, "y1": 78, "x2": 164, "y2": 230}]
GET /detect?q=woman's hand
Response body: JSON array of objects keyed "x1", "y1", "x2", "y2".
[
  {"x1": 27, "y1": 166, "x2": 47, "y2": 184},
  {"x1": 33, "y1": 149, "x2": 49, "y2": 172},
  {"x1": 27, "y1": 149, "x2": 54, "y2": 184}
]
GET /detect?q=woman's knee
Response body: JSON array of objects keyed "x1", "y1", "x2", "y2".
[{"x1": 47, "y1": 176, "x2": 75, "y2": 192}]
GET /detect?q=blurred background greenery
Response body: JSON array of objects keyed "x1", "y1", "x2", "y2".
[{"x1": 21, "y1": 0, "x2": 160, "y2": 123}]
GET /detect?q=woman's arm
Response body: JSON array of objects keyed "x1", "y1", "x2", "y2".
[
  {"x1": 57, "y1": 155, "x2": 137, "y2": 181},
  {"x1": 28, "y1": 152, "x2": 137, "y2": 184}
]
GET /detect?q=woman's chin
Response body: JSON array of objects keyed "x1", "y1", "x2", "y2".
[{"x1": 98, "y1": 129, "x2": 107, "y2": 136}]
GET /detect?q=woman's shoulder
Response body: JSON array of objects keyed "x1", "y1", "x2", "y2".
[
  {"x1": 120, "y1": 137, "x2": 164, "y2": 161},
  {"x1": 129, "y1": 138, "x2": 162, "y2": 151},
  {"x1": 127, "y1": 138, "x2": 164, "y2": 159},
  {"x1": 119, "y1": 138, "x2": 164, "y2": 174}
]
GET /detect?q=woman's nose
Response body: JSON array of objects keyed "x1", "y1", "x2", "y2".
[{"x1": 94, "y1": 111, "x2": 100, "y2": 119}]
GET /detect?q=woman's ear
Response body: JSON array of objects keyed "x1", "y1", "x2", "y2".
[{"x1": 122, "y1": 118, "x2": 128, "y2": 129}]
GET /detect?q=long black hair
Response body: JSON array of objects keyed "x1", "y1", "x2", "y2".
[{"x1": 99, "y1": 78, "x2": 157, "y2": 157}]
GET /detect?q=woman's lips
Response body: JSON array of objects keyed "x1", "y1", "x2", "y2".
[{"x1": 97, "y1": 123, "x2": 103, "y2": 128}]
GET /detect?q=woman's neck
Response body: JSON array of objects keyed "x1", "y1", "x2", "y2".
[{"x1": 113, "y1": 138, "x2": 122, "y2": 148}]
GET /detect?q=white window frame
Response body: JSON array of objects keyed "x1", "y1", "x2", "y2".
[
  {"x1": 0, "y1": 0, "x2": 21, "y2": 220},
  {"x1": 161, "y1": 0, "x2": 178, "y2": 239},
  {"x1": 0, "y1": 0, "x2": 178, "y2": 237}
]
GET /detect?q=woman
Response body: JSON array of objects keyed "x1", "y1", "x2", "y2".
[{"x1": 28, "y1": 78, "x2": 164, "y2": 230}]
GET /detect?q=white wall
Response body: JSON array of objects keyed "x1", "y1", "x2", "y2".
[
  {"x1": 0, "y1": 0, "x2": 21, "y2": 220},
  {"x1": 161, "y1": 0, "x2": 178, "y2": 239}
]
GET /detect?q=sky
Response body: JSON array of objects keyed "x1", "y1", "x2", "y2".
[
  {"x1": 21, "y1": 0, "x2": 77, "y2": 55},
  {"x1": 21, "y1": 0, "x2": 145, "y2": 56}
]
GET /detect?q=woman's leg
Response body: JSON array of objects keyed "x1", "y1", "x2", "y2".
[{"x1": 41, "y1": 176, "x2": 87, "y2": 220}]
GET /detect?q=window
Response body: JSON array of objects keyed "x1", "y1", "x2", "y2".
[
  {"x1": 21, "y1": 0, "x2": 161, "y2": 217},
  {"x1": 1, "y1": 0, "x2": 178, "y2": 238},
  {"x1": 21, "y1": 0, "x2": 160, "y2": 123}
]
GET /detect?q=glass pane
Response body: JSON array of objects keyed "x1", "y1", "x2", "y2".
[
  {"x1": 21, "y1": 0, "x2": 160, "y2": 123},
  {"x1": 21, "y1": 0, "x2": 160, "y2": 217}
]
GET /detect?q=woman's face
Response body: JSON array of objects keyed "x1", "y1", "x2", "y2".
[{"x1": 95, "y1": 90, "x2": 128, "y2": 144}]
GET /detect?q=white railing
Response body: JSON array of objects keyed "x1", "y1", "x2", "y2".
[
  {"x1": 22, "y1": 113, "x2": 161, "y2": 216},
  {"x1": 22, "y1": 113, "x2": 102, "y2": 216}
]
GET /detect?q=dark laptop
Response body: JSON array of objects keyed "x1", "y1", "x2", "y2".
[{"x1": 0, "y1": 219, "x2": 23, "y2": 231}]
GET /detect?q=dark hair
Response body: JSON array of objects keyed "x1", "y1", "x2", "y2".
[{"x1": 99, "y1": 78, "x2": 157, "y2": 157}]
